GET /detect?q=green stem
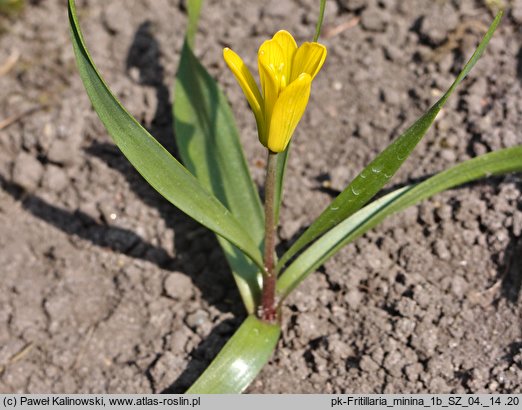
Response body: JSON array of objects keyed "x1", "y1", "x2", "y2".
[
  {"x1": 261, "y1": 150, "x2": 278, "y2": 322},
  {"x1": 313, "y1": 0, "x2": 327, "y2": 42}
]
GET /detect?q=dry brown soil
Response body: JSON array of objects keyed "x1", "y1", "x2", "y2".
[{"x1": 0, "y1": 0, "x2": 521, "y2": 393}]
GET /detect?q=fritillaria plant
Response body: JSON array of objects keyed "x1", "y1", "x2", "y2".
[
  {"x1": 224, "y1": 30, "x2": 327, "y2": 322},
  {"x1": 69, "y1": 0, "x2": 519, "y2": 393}
]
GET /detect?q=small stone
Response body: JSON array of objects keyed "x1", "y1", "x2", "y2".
[
  {"x1": 428, "y1": 376, "x2": 451, "y2": 392},
  {"x1": 472, "y1": 141, "x2": 488, "y2": 156},
  {"x1": 394, "y1": 317, "x2": 416, "y2": 341},
  {"x1": 185, "y1": 309, "x2": 208, "y2": 330},
  {"x1": 410, "y1": 322, "x2": 438, "y2": 359},
  {"x1": 427, "y1": 356, "x2": 454, "y2": 379},
  {"x1": 395, "y1": 297, "x2": 417, "y2": 318},
  {"x1": 357, "y1": 122, "x2": 373, "y2": 139},
  {"x1": 440, "y1": 149, "x2": 456, "y2": 162},
  {"x1": 419, "y1": 5, "x2": 458, "y2": 45},
  {"x1": 435, "y1": 204, "x2": 452, "y2": 221},
  {"x1": 265, "y1": 0, "x2": 294, "y2": 18},
  {"x1": 361, "y1": 8, "x2": 388, "y2": 32},
  {"x1": 47, "y1": 139, "x2": 76, "y2": 166},
  {"x1": 296, "y1": 313, "x2": 326, "y2": 340},
  {"x1": 11, "y1": 152, "x2": 43, "y2": 191},
  {"x1": 500, "y1": 129, "x2": 517, "y2": 147},
  {"x1": 164, "y1": 272, "x2": 194, "y2": 300},
  {"x1": 328, "y1": 337, "x2": 352, "y2": 360},
  {"x1": 450, "y1": 275, "x2": 468, "y2": 298},
  {"x1": 383, "y1": 350, "x2": 403, "y2": 378},
  {"x1": 102, "y1": 1, "x2": 133, "y2": 35},
  {"x1": 433, "y1": 239, "x2": 451, "y2": 260},
  {"x1": 42, "y1": 165, "x2": 69, "y2": 192},
  {"x1": 344, "y1": 289, "x2": 363, "y2": 309},
  {"x1": 360, "y1": 355, "x2": 380, "y2": 372},
  {"x1": 405, "y1": 363, "x2": 423, "y2": 382}
]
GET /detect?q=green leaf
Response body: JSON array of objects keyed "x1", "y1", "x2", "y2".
[
  {"x1": 313, "y1": 0, "x2": 327, "y2": 42},
  {"x1": 186, "y1": 0, "x2": 203, "y2": 48},
  {"x1": 186, "y1": 315, "x2": 281, "y2": 394},
  {"x1": 277, "y1": 145, "x2": 522, "y2": 299},
  {"x1": 174, "y1": 35, "x2": 265, "y2": 311},
  {"x1": 68, "y1": 0, "x2": 263, "y2": 272},
  {"x1": 277, "y1": 11, "x2": 503, "y2": 272}
]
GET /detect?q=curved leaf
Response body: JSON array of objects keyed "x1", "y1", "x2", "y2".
[
  {"x1": 277, "y1": 11, "x2": 503, "y2": 271},
  {"x1": 68, "y1": 0, "x2": 264, "y2": 271},
  {"x1": 174, "y1": 10, "x2": 265, "y2": 312},
  {"x1": 186, "y1": 315, "x2": 281, "y2": 394},
  {"x1": 313, "y1": 0, "x2": 327, "y2": 42},
  {"x1": 277, "y1": 145, "x2": 522, "y2": 299}
]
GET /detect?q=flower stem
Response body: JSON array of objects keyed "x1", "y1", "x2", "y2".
[{"x1": 261, "y1": 150, "x2": 278, "y2": 323}]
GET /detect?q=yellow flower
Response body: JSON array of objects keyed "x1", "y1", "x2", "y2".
[{"x1": 224, "y1": 30, "x2": 327, "y2": 153}]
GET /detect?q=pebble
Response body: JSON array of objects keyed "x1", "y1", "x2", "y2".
[
  {"x1": 344, "y1": 289, "x2": 363, "y2": 309},
  {"x1": 296, "y1": 313, "x2": 327, "y2": 340},
  {"x1": 360, "y1": 355, "x2": 380, "y2": 372},
  {"x1": 439, "y1": 149, "x2": 456, "y2": 162},
  {"x1": 42, "y1": 165, "x2": 69, "y2": 192},
  {"x1": 500, "y1": 129, "x2": 517, "y2": 147},
  {"x1": 395, "y1": 297, "x2": 417, "y2": 318},
  {"x1": 435, "y1": 204, "x2": 452, "y2": 221},
  {"x1": 47, "y1": 139, "x2": 76, "y2": 166},
  {"x1": 383, "y1": 350, "x2": 404, "y2": 378},
  {"x1": 11, "y1": 152, "x2": 43, "y2": 191},
  {"x1": 410, "y1": 322, "x2": 438, "y2": 359},
  {"x1": 185, "y1": 309, "x2": 209, "y2": 330},
  {"x1": 433, "y1": 239, "x2": 451, "y2": 260},
  {"x1": 404, "y1": 362, "x2": 423, "y2": 382},
  {"x1": 450, "y1": 276, "x2": 468, "y2": 298},
  {"x1": 360, "y1": 8, "x2": 388, "y2": 32},
  {"x1": 418, "y1": 5, "x2": 458, "y2": 45},
  {"x1": 394, "y1": 317, "x2": 416, "y2": 341},
  {"x1": 163, "y1": 272, "x2": 194, "y2": 300}
]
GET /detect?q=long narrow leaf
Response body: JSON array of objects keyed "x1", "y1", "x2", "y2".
[
  {"x1": 174, "y1": 20, "x2": 265, "y2": 312},
  {"x1": 68, "y1": 0, "x2": 264, "y2": 271},
  {"x1": 186, "y1": 0, "x2": 203, "y2": 48},
  {"x1": 186, "y1": 315, "x2": 281, "y2": 393},
  {"x1": 277, "y1": 11, "x2": 503, "y2": 271},
  {"x1": 277, "y1": 145, "x2": 522, "y2": 299}
]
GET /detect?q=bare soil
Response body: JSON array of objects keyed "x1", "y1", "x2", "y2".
[{"x1": 0, "y1": 0, "x2": 521, "y2": 393}]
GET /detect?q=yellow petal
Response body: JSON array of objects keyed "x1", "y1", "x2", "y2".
[
  {"x1": 290, "y1": 42, "x2": 327, "y2": 82},
  {"x1": 267, "y1": 73, "x2": 312, "y2": 153},
  {"x1": 258, "y1": 38, "x2": 285, "y2": 71},
  {"x1": 257, "y1": 61, "x2": 278, "y2": 146},
  {"x1": 272, "y1": 30, "x2": 297, "y2": 86},
  {"x1": 223, "y1": 47, "x2": 264, "y2": 124},
  {"x1": 258, "y1": 37, "x2": 285, "y2": 90},
  {"x1": 258, "y1": 38, "x2": 285, "y2": 146}
]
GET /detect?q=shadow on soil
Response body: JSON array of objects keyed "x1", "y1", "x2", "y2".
[
  {"x1": 160, "y1": 317, "x2": 243, "y2": 393},
  {"x1": 0, "y1": 20, "x2": 250, "y2": 392}
]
